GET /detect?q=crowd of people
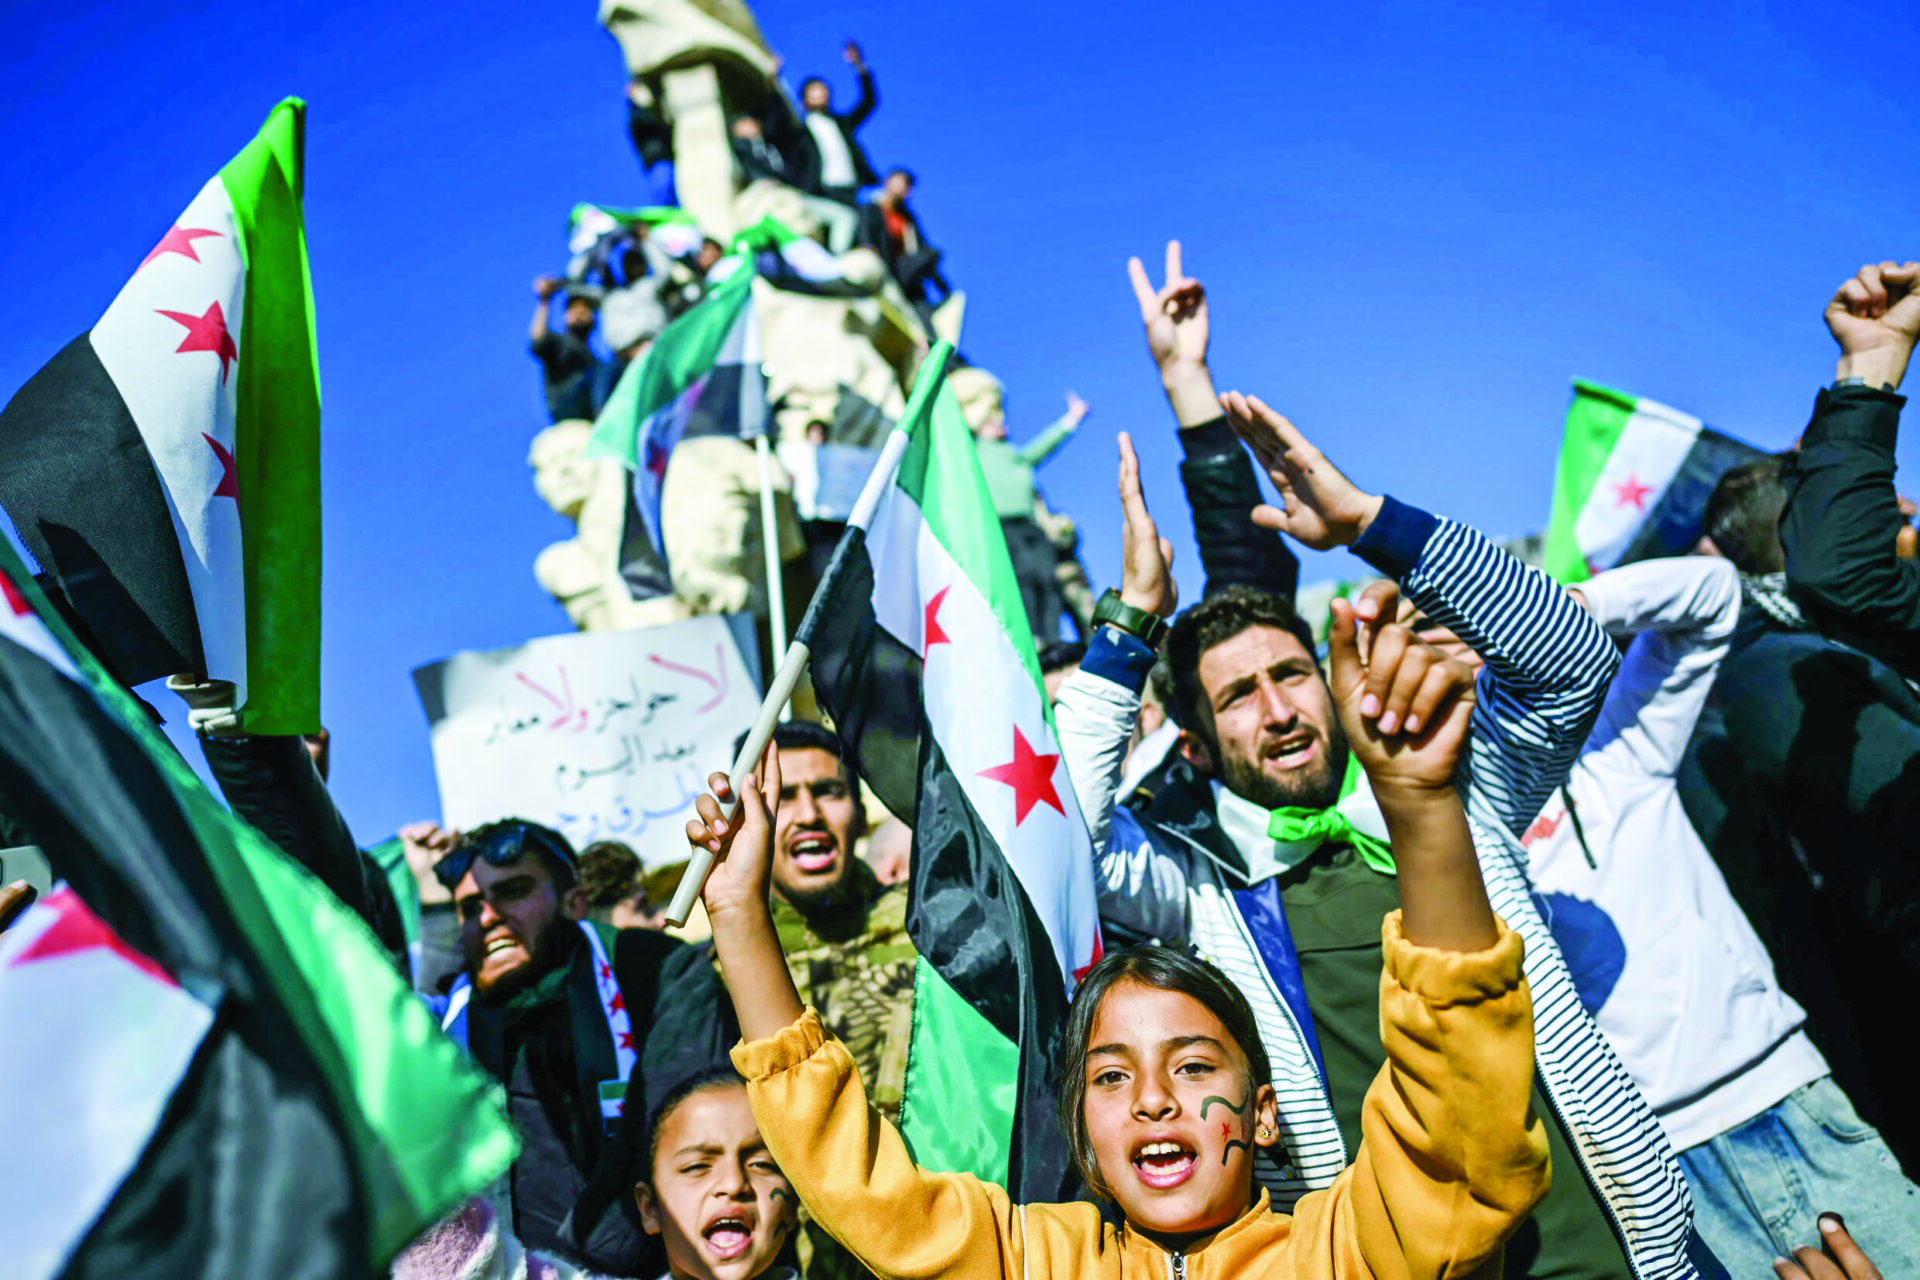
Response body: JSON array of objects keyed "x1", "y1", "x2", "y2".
[
  {"x1": 9, "y1": 24, "x2": 1919, "y2": 1280},
  {"x1": 11, "y1": 235, "x2": 1914, "y2": 1280}
]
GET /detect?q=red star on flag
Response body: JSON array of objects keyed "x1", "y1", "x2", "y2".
[
  {"x1": 599, "y1": 961, "x2": 614, "y2": 981},
  {"x1": 140, "y1": 224, "x2": 222, "y2": 271},
  {"x1": 978, "y1": 726, "x2": 1065, "y2": 825},
  {"x1": 618, "y1": 1030, "x2": 635, "y2": 1050},
  {"x1": 9, "y1": 887, "x2": 178, "y2": 988},
  {"x1": 608, "y1": 991, "x2": 625, "y2": 1014},
  {"x1": 157, "y1": 301, "x2": 238, "y2": 383},
  {"x1": 924, "y1": 586, "x2": 952, "y2": 652},
  {"x1": 1072, "y1": 934, "x2": 1104, "y2": 984},
  {"x1": 203, "y1": 434, "x2": 238, "y2": 500},
  {"x1": 1, "y1": 570, "x2": 29, "y2": 618},
  {"x1": 1611, "y1": 473, "x2": 1653, "y2": 511}
]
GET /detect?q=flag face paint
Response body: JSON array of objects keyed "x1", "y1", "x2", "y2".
[
  {"x1": 0, "y1": 889, "x2": 215, "y2": 1280},
  {"x1": 90, "y1": 176, "x2": 249, "y2": 701}
]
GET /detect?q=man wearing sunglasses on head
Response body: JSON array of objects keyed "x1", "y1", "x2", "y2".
[{"x1": 429, "y1": 819, "x2": 734, "y2": 1276}]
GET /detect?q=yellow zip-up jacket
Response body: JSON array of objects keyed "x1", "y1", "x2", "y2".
[{"x1": 732, "y1": 912, "x2": 1550, "y2": 1280}]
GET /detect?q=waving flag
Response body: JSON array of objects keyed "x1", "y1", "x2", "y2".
[
  {"x1": 0, "y1": 536, "x2": 514, "y2": 1278},
  {"x1": 0, "y1": 98, "x2": 320, "y2": 731},
  {"x1": 585, "y1": 261, "x2": 765, "y2": 596},
  {"x1": 803, "y1": 343, "x2": 1102, "y2": 1201},
  {"x1": 1544, "y1": 379, "x2": 1765, "y2": 583}
]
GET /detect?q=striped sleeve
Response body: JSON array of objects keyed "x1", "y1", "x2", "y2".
[{"x1": 1360, "y1": 501, "x2": 1620, "y2": 839}]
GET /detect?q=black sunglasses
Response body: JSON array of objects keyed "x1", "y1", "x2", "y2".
[{"x1": 433, "y1": 820, "x2": 578, "y2": 891}]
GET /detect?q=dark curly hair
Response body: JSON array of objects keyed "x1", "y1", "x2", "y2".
[{"x1": 1166, "y1": 586, "x2": 1320, "y2": 748}]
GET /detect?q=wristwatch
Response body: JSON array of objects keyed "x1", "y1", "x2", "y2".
[{"x1": 1093, "y1": 588, "x2": 1168, "y2": 649}]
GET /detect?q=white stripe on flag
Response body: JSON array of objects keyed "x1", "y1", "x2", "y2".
[
  {"x1": 867, "y1": 483, "x2": 1102, "y2": 986},
  {"x1": 1, "y1": 888, "x2": 214, "y2": 1280},
  {"x1": 1570, "y1": 398, "x2": 1701, "y2": 574},
  {"x1": 90, "y1": 175, "x2": 248, "y2": 698}
]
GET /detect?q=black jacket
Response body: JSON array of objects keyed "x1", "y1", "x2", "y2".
[
  {"x1": 1678, "y1": 601, "x2": 1920, "y2": 1164},
  {"x1": 1779, "y1": 383, "x2": 1919, "y2": 684},
  {"x1": 626, "y1": 98, "x2": 673, "y2": 169},
  {"x1": 199, "y1": 733, "x2": 408, "y2": 968},
  {"x1": 461, "y1": 925, "x2": 736, "y2": 1273},
  {"x1": 731, "y1": 132, "x2": 796, "y2": 186},
  {"x1": 784, "y1": 69, "x2": 879, "y2": 192},
  {"x1": 1176, "y1": 416, "x2": 1302, "y2": 601}
]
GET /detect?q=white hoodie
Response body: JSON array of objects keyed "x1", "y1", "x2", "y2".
[{"x1": 1526, "y1": 556, "x2": 1825, "y2": 1152}]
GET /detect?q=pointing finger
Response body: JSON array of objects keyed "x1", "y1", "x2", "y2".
[{"x1": 1327, "y1": 597, "x2": 1364, "y2": 705}]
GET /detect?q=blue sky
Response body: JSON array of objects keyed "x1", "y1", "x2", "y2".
[{"x1": 1, "y1": 0, "x2": 1915, "y2": 843}]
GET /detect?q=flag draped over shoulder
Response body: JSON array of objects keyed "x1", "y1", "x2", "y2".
[
  {"x1": 584, "y1": 261, "x2": 765, "y2": 594},
  {"x1": 0, "y1": 538, "x2": 514, "y2": 1279},
  {"x1": 1544, "y1": 379, "x2": 1765, "y2": 583},
  {"x1": 804, "y1": 344, "x2": 1103, "y2": 1200},
  {"x1": 0, "y1": 97, "x2": 321, "y2": 732}
]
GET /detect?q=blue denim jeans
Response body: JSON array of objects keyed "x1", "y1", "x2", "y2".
[{"x1": 1679, "y1": 1077, "x2": 1920, "y2": 1275}]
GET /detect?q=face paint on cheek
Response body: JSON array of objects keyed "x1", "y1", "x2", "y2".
[{"x1": 1203, "y1": 1091, "x2": 1255, "y2": 1165}]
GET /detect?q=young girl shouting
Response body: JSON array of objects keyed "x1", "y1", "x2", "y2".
[{"x1": 686, "y1": 595, "x2": 1550, "y2": 1279}]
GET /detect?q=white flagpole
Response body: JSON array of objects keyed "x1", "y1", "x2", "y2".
[
  {"x1": 663, "y1": 420, "x2": 917, "y2": 927},
  {"x1": 753, "y1": 431, "x2": 790, "y2": 717}
]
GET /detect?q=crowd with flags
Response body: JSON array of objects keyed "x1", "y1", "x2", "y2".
[{"x1": 6, "y1": 20, "x2": 1920, "y2": 1280}]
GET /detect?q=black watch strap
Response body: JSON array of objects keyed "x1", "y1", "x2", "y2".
[{"x1": 1093, "y1": 588, "x2": 1168, "y2": 649}]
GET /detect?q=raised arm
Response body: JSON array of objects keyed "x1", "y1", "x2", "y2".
[
  {"x1": 691, "y1": 747, "x2": 1032, "y2": 1280},
  {"x1": 1780, "y1": 261, "x2": 1920, "y2": 681},
  {"x1": 1012, "y1": 393, "x2": 1085, "y2": 469},
  {"x1": 1126, "y1": 242, "x2": 1300, "y2": 599},
  {"x1": 529, "y1": 275, "x2": 560, "y2": 347},
  {"x1": 1289, "y1": 598, "x2": 1548, "y2": 1275},
  {"x1": 1220, "y1": 391, "x2": 1619, "y2": 838},
  {"x1": 1573, "y1": 555, "x2": 1741, "y2": 779},
  {"x1": 842, "y1": 41, "x2": 878, "y2": 129}
]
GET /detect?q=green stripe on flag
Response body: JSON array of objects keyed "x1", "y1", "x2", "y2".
[
  {"x1": 1543, "y1": 379, "x2": 1637, "y2": 584},
  {"x1": 0, "y1": 536, "x2": 516, "y2": 1261},
  {"x1": 219, "y1": 97, "x2": 322, "y2": 733},
  {"x1": 897, "y1": 957, "x2": 1019, "y2": 1184},
  {"x1": 584, "y1": 263, "x2": 756, "y2": 469},
  {"x1": 894, "y1": 374, "x2": 1050, "y2": 709}
]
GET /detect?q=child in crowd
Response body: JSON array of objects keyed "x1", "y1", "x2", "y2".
[
  {"x1": 686, "y1": 594, "x2": 1552, "y2": 1280},
  {"x1": 394, "y1": 1072, "x2": 797, "y2": 1280}
]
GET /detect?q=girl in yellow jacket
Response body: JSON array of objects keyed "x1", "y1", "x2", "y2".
[{"x1": 684, "y1": 595, "x2": 1552, "y2": 1280}]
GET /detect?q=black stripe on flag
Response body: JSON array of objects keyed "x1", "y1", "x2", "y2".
[
  {"x1": 0, "y1": 634, "x2": 364, "y2": 1277},
  {"x1": 806, "y1": 528, "x2": 1078, "y2": 1202},
  {"x1": 0, "y1": 332, "x2": 205, "y2": 685},
  {"x1": 1618, "y1": 425, "x2": 1767, "y2": 567}
]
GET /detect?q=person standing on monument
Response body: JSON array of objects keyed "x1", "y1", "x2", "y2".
[
  {"x1": 792, "y1": 41, "x2": 879, "y2": 238},
  {"x1": 529, "y1": 276, "x2": 608, "y2": 424}
]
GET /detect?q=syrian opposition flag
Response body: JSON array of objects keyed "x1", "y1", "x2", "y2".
[
  {"x1": 802, "y1": 343, "x2": 1103, "y2": 1201},
  {"x1": 1544, "y1": 379, "x2": 1766, "y2": 583},
  {"x1": 0, "y1": 97, "x2": 320, "y2": 732},
  {"x1": 585, "y1": 261, "x2": 765, "y2": 598},
  {"x1": 567, "y1": 201, "x2": 704, "y2": 258},
  {"x1": 731, "y1": 215, "x2": 866, "y2": 296},
  {"x1": 0, "y1": 543, "x2": 515, "y2": 1279}
]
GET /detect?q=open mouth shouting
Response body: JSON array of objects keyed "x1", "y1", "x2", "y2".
[
  {"x1": 786, "y1": 829, "x2": 839, "y2": 876},
  {"x1": 1260, "y1": 731, "x2": 1319, "y2": 772},
  {"x1": 1130, "y1": 1135, "x2": 1198, "y2": 1190},
  {"x1": 700, "y1": 1212, "x2": 758, "y2": 1261}
]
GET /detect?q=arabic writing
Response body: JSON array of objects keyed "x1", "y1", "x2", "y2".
[{"x1": 415, "y1": 618, "x2": 761, "y2": 866}]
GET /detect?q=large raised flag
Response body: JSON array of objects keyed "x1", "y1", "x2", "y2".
[
  {"x1": 0, "y1": 539, "x2": 515, "y2": 1278},
  {"x1": 1544, "y1": 379, "x2": 1766, "y2": 583},
  {"x1": 803, "y1": 344, "x2": 1102, "y2": 1200},
  {"x1": 0, "y1": 97, "x2": 321, "y2": 732},
  {"x1": 584, "y1": 260, "x2": 765, "y2": 597}
]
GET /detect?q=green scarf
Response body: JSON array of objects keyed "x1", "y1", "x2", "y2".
[{"x1": 1267, "y1": 752, "x2": 1396, "y2": 874}]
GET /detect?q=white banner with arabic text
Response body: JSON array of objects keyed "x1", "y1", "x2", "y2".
[{"x1": 412, "y1": 616, "x2": 761, "y2": 866}]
